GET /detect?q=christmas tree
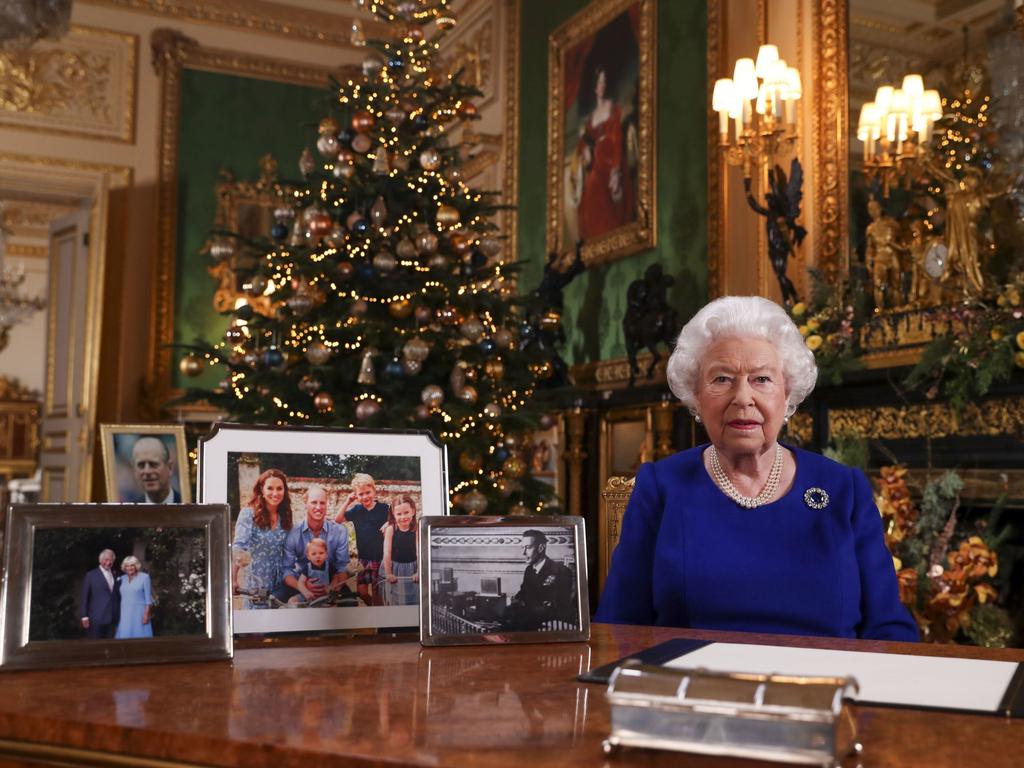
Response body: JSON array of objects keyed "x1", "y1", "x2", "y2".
[{"x1": 177, "y1": 0, "x2": 562, "y2": 516}]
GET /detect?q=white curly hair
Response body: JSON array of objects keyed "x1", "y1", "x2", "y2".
[{"x1": 666, "y1": 296, "x2": 818, "y2": 418}]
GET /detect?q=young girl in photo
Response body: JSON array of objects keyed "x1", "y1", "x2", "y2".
[{"x1": 382, "y1": 495, "x2": 418, "y2": 606}]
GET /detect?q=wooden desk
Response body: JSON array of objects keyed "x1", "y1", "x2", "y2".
[{"x1": 0, "y1": 624, "x2": 1021, "y2": 767}]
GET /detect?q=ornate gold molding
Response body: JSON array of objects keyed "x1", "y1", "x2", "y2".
[
  {"x1": 570, "y1": 352, "x2": 667, "y2": 390},
  {"x1": 502, "y1": 0, "x2": 520, "y2": 272},
  {"x1": 706, "y1": 0, "x2": 722, "y2": 298},
  {"x1": 812, "y1": 0, "x2": 848, "y2": 286},
  {"x1": 829, "y1": 397, "x2": 1024, "y2": 441},
  {"x1": 148, "y1": 29, "x2": 348, "y2": 407},
  {"x1": 86, "y1": 0, "x2": 384, "y2": 49},
  {"x1": 0, "y1": 25, "x2": 137, "y2": 143},
  {"x1": 599, "y1": 474, "x2": 634, "y2": 589},
  {"x1": 892, "y1": 468, "x2": 1024, "y2": 506},
  {"x1": 3, "y1": 244, "x2": 47, "y2": 259}
]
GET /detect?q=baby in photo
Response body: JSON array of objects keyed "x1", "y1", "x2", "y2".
[{"x1": 288, "y1": 538, "x2": 332, "y2": 605}]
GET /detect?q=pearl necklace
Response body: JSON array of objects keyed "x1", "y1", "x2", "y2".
[{"x1": 708, "y1": 444, "x2": 783, "y2": 509}]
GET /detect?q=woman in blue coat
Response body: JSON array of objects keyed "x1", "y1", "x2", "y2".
[
  {"x1": 115, "y1": 556, "x2": 154, "y2": 639},
  {"x1": 596, "y1": 296, "x2": 918, "y2": 641}
]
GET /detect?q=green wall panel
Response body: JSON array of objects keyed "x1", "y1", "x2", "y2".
[
  {"x1": 174, "y1": 69, "x2": 325, "y2": 389},
  {"x1": 517, "y1": 0, "x2": 707, "y2": 365}
]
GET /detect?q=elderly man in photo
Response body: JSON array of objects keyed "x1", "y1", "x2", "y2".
[
  {"x1": 129, "y1": 436, "x2": 180, "y2": 504},
  {"x1": 80, "y1": 549, "x2": 119, "y2": 639},
  {"x1": 271, "y1": 485, "x2": 351, "y2": 605},
  {"x1": 504, "y1": 530, "x2": 575, "y2": 631}
]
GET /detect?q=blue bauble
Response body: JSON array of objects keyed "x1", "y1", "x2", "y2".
[
  {"x1": 356, "y1": 263, "x2": 376, "y2": 281},
  {"x1": 412, "y1": 114, "x2": 429, "y2": 131},
  {"x1": 271, "y1": 222, "x2": 289, "y2": 240},
  {"x1": 387, "y1": 56, "x2": 404, "y2": 70},
  {"x1": 384, "y1": 358, "x2": 405, "y2": 378},
  {"x1": 494, "y1": 447, "x2": 509, "y2": 463},
  {"x1": 519, "y1": 321, "x2": 535, "y2": 339},
  {"x1": 262, "y1": 347, "x2": 284, "y2": 368},
  {"x1": 479, "y1": 338, "x2": 497, "y2": 356},
  {"x1": 460, "y1": 263, "x2": 474, "y2": 277},
  {"x1": 353, "y1": 218, "x2": 369, "y2": 235},
  {"x1": 471, "y1": 250, "x2": 487, "y2": 268}
]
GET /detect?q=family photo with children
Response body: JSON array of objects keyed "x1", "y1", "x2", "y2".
[{"x1": 227, "y1": 452, "x2": 423, "y2": 611}]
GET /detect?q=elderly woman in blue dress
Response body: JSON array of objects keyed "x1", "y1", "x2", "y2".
[
  {"x1": 115, "y1": 556, "x2": 153, "y2": 639},
  {"x1": 596, "y1": 296, "x2": 918, "y2": 640},
  {"x1": 232, "y1": 468, "x2": 294, "y2": 606}
]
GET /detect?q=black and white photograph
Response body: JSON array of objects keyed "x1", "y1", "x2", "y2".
[
  {"x1": 420, "y1": 516, "x2": 589, "y2": 646},
  {"x1": 0, "y1": 504, "x2": 232, "y2": 671},
  {"x1": 199, "y1": 424, "x2": 448, "y2": 634}
]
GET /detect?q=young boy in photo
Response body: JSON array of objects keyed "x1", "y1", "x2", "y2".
[
  {"x1": 287, "y1": 538, "x2": 332, "y2": 605},
  {"x1": 337, "y1": 473, "x2": 390, "y2": 606}
]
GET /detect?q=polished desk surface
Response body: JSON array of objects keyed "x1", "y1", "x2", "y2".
[{"x1": 0, "y1": 624, "x2": 1022, "y2": 767}]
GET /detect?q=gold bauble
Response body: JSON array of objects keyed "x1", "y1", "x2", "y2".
[
  {"x1": 503, "y1": 455, "x2": 527, "y2": 478},
  {"x1": 460, "y1": 489, "x2": 488, "y2": 514},
  {"x1": 435, "y1": 204, "x2": 460, "y2": 227},
  {"x1": 313, "y1": 391, "x2": 334, "y2": 412},
  {"x1": 449, "y1": 230, "x2": 475, "y2": 255},
  {"x1": 351, "y1": 110, "x2": 375, "y2": 133},
  {"x1": 389, "y1": 298, "x2": 413, "y2": 319},
  {"x1": 459, "y1": 450, "x2": 483, "y2": 473},
  {"x1": 483, "y1": 358, "x2": 505, "y2": 381},
  {"x1": 419, "y1": 148, "x2": 442, "y2": 171},
  {"x1": 457, "y1": 385, "x2": 478, "y2": 404},
  {"x1": 318, "y1": 116, "x2": 340, "y2": 136},
  {"x1": 179, "y1": 352, "x2": 205, "y2": 377}
]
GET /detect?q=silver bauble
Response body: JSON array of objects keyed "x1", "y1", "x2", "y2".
[
  {"x1": 403, "y1": 336, "x2": 430, "y2": 362},
  {"x1": 355, "y1": 399, "x2": 382, "y2": 421},
  {"x1": 316, "y1": 134, "x2": 339, "y2": 158},
  {"x1": 421, "y1": 384, "x2": 445, "y2": 408},
  {"x1": 372, "y1": 250, "x2": 396, "y2": 274},
  {"x1": 483, "y1": 402, "x2": 502, "y2": 419},
  {"x1": 460, "y1": 316, "x2": 485, "y2": 342},
  {"x1": 305, "y1": 341, "x2": 332, "y2": 365},
  {"x1": 362, "y1": 56, "x2": 383, "y2": 78},
  {"x1": 396, "y1": 237, "x2": 417, "y2": 259},
  {"x1": 419, "y1": 148, "x2": 442, "y2": 171},
  {"x1": 416, "y1": 231, "x2": 439, "y2": 255},
  {"x1": 461, "y1": 489, "x2": 488, "y2": 514},
  {"x1": 403, "y1": 358, "x2": 423, "y2": 375},
  {"x1": 478, "y1": 235, "x2": 502, "y2": 258}
]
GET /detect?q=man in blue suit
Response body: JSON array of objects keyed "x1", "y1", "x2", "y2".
[{"x1": 80, "y1": 549, "x2": 119, "y2": 639}]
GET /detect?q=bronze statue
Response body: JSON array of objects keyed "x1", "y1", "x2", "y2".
[
  {"x1": 744, "y1": 158, "x2": 806, "y2": 305},
  {"x1": 623, "y1": 264, "x2": 679, "y2": 385}
]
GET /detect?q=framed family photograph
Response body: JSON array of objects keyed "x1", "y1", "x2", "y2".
[
  {"x1": 420, "y1": 516, "x2": 590, "y2": 647},
  {"x1": 547, "y1": 0, "x2": 656, "y2": 268},
  {"x1": 100, "y1": 424, "x2": 192, "y2": 503},
  {"x1": 198, "y1": 424, "x2": 448, "y2": 635},
  {"x1": 0, "y1": 504, "x2": 232, "y2": 671}
]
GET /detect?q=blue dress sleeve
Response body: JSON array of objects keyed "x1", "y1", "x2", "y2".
[
  {"x1": 850, "y1": 469, "x2": 919, "y2": 641},
  {"x1": 142, "y1": 573, "x2": 153, "y2": 606},
  {"x1": 233, "y1": 507, "x2": 254, "y2": 552},
  {"x1": 594, "y1": 462, "x2": 663, "y2": 625}
]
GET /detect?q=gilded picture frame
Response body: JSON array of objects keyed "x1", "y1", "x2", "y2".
[
  {"x1": 547, "y1": 0, "x2": 657, "y2": 268},
  {"x1": 0, "y1": 503, "x2": 232, "y2": 671},
  {"x1": 99, "y1": 423, "x2": 192, "y2": 503}
]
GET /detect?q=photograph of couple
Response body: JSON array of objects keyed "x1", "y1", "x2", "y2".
[{"x1": 227, "y1": 452, "x2": 423, "y2": 616}]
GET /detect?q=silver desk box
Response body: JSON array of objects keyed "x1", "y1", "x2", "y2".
[{"x1": 604, "y1": 661, "x2": 860, "y2": 766}]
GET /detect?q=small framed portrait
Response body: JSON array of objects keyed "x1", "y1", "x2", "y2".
[
  {"x1": 100, "y1": 424, "x2": 192, "y2": 503},
  {"x1": 420, "y1": 516, "x2": 590, "y2": 647},
  {"x1": 527, "y1": 414, "x2": 565, "y2": 500},
  {"x1": 0, "y1": 503, "x2": 232, "y2": 671},
  {"x1": 547, "y1": 0, "x2": 656, "y2": 268},
  {"x1": 198, "y1": 424, "x2": 448, "y2": 635}
]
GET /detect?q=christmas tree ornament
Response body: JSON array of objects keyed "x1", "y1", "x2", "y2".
[
  {"x1": 372, "y1": 150, "x2": 390, "y2": 175},
  {"x1": 287, "y1": 293, "x2": 314, "y2": 316},
  {"x1": 314, "y1": 391, "x2": 334, "y2": 412},
  {"x1": 437, "y1": 305, "x2": 460, "y2": 325},
  {"x1": 457, "y1": 385, "x2": 478, "y2": 404},
  {"x1": 478, "y1": 338, "x2": 497, "y2": 356},
  {"x1": 449, "y1": 230, "x2": 474, "y2": 255},
  {"x1": 470, "y1": 250, "x2": 488, "y2": 270},
  {"x1": 427, "y1": 254, "x2": 448, "y2": 270},
  {"x1": 355, "y1": 398, "x2": 381, "y2": 421},
  {"x1": 179, "y1": 352, "x2": 205, "y2": 377},
  {"x1": 403, "y1": 358, "x2": 423, "y2": 375},
  {"x1": 243, "y1": 350, "x2": 260, "y2": 368},
  {"x1": 325, "y1": 224, "x2": 345, "y2": 248},
  {"x1": 346, "y1": 211, "x2": 366, "y2": 231},
  {"x1": 459, "y1": 315, "x2": 485, "y2": 341},
  {"x1": 385, "y1": 104, "x2": 406, "y2": 124},
  {"x1": 262, "y1": 346, "x2": 285, "y2": 369},
  {"x1": 384, "y1": 357, "x2": 405, "y2": 378},
  {"x1": 351, "y1": 111, "x2": 375, "y2": 133},
  {"x1": 458, "y1": 101, "x2": 477, "y2": 118},
  {"x1": 449, "y1": 362, "x2": 466, "y2": 394},
  {"x1": 503, "y1": 455, "x2": 527, "y2": 478},
  {"x1": 271, "y1": 222, "x2": 289, "y2": 240},
  {"x1": 483, "y1": 402, "x2": 502, "y2": 419},
  {"x1": 388, "y1": 298, "x2": 413, "y2": 318},
  {"x1": 463, "y1": 365, "x2": 478, "y2": 382},
  {"x1": 436, "y1": 14, "x2": 456, "y2": 31},
  {"x1": 333, "y1": 162, "x2": 356, "y2": 180},
  {"x1": 307, "y1": 210, "x2": 333, "y2": 236},
  {"x1": 403, "y1": 336, "x2": 430, "y2": 361},
  {"x1": 372, "y1": 250, "x2": 397, "y2": 274},
  {"x1": 369, "y1": 196, "x2": 389, "y2": 226},
  {"x1": 356, "y1": 263, "x2": 376, "y2": 281},
  {"x1": 298, "y1": 147, "x2": 316, "y2": 175},
  {"x1": 357, "y1": 348, "x2": 376, "y2": 385},
  {"x1": 396, "y1": 237, "x2": 417, "y2": 259},
  {"x1": 483, "y1": 358, "x2": 505, "y2": 380},
  {"x1": 353, "y1": 219, "x2": 369, "y2": 236},
  {"x1": 208, "y1": 237, "x2": 233, "y2": 260},
  {"x1": 459, "y1": 450, "x2": 482, "y2": 473},
  {"x1": 414, "y1": 305, "x2": 433, "y2": 323},
  {"x1": 227, "y1": 349, "x2": 244, "y2": 365},
  {"x1": 460, "y1": 489, "x2": 488, "y2": 514},
  {"x1": 351, "y1": 133, "x2": 373, "y2": 154},
  {"x1": 416, "y1": 231, "x2": 439, "y2": 254},
  {"x1": 350, "y1": 18, "x2": 366, "y2": 46},
  {"x1": 337, "y1": 128, "x2": 353, "y2": 146},
  {"x1": 404, "y1": 25, "x2": 423, "y2": 42},
  {"x1": 421, "y1": 384, "x2": 445, "y2": 408},
  {"x1": 350, "y1": 298, "x2": 369, "y2": 316},
  {"x1": 298, "y1": 374, "x2": 322, "y2": 395},
  {"x1": 337, "y1": 147, "x2": 356, "y2": 165},
  {"x1": 318, "y1": 116, "x2": 339, "y2": 136},
  {"x1": 225, "y1": 326, "x2": 245, "y2": 344},
  {"x1": 419, "y1": 148, "x2": 442, "y2": 171},
  {"x1": 306, "y1": 341, "x2": 332, "y2": 365},
  {"x1": 288, "y1": 218, "x2": 306, "y2": 246},
  {"x1": 493, "y1": 328, "x2": 514, "y2": 349},
  {"x1": 445, "y1": 166, "x2": 462, "y2": 183},
  {"x1": 414, "y1": 403, "x2": 430, "y2": 420},
  {"x1": 478, "y1": 235, "x2": 502, "y2": 258},
  {"x1": 494, "y1": 446, "x2": 510, "y2": 463},
  {"x1": 519, "y1": 321, "x2": 535, "y2": 340},
  {"x1": 316, "y1": 133, "x2": 339, "y2": 157},
  {"x1": 336, "y1": 260, "x2": 354, "y2": 279},
  {"x1": 412, "y1": 113, "x2": 429, "y2": 131},
  {"x1": 387, "y1": 55, "x2": 405, "y2": 71},
  {"x1": 435, "y1": 204, "x2": 460, "y2": 226},
  {"x1": 362, "y1": 55, "x2": 383, "y2": 78}
]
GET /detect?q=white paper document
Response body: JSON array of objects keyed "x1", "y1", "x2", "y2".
[{"x1": 665, "y1": 643, "x2": 1019, "y2": 713}]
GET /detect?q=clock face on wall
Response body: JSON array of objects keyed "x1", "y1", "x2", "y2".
[{"x1": 925, "y1": 241, "x2": 949, "y2": 279}]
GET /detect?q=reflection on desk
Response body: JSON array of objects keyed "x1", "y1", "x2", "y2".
[{"x1": 0, "y1": 625, "x2": 1021, "y2": 767}]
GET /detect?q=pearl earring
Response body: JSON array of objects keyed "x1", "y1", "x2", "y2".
[{"x1": 694, "y1": 413, "x2": 702, "y2": 424}]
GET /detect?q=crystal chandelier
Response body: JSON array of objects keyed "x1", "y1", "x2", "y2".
[{"x1": 0, "y1": 0, "x2": 71, "y2": 50}]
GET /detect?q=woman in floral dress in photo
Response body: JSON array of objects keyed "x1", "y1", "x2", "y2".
[{"x1": 231, "y1": 468, "x2": 293, "y2": 608}]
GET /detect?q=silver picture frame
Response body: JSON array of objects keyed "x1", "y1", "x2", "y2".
[
  {"x1": 0, "y1": 504, "x2": 232, "y2": 671},
  {"x1": 420, "y1": 515, "x2": 590, "y2": 646}
]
